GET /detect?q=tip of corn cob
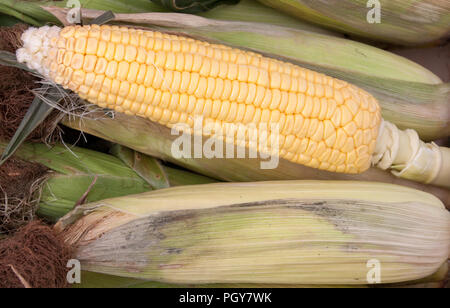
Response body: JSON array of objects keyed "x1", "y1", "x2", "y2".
[{"x1": 16, "y1": 26, "x2": 61, "y2": 77}]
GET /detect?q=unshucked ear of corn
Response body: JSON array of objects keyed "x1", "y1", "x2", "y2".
[
  {"x1": 256, "y1": 0, "x2": 450, "y2": 46},
  {"x1": 56, "y1": 181, "x2": 450, "y2": 285},
  {"x1": 0, "y1": 141, "x2": 214, "y2": 221},
  {"x1": 16, "y1": 25, "x2": 450, "y2": 188}
]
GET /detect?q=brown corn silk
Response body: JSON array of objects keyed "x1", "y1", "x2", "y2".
[
  {"x1": 0, "y1": 221, "x2": 72, "y2": 288},
  {"x1": 0, "y1": 158, "x2": 48, "y2": 233}
]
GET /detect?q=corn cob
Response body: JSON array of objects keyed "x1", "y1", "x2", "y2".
[
  {"x1": 56, "y1": 180, "x2": 450, "y2": 285},
  {"x1": 16, "y1": 25, "x2": 450, "y2": 187}
]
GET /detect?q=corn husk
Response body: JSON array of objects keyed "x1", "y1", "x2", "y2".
[
  {"x1": 46, "y1": 8, "x2": 450, "y2": 140},
  {"x1": 75, "y1": 261, "x2": 449, "y2": 288},
  {"x1": 56, "y1": 181, "x2": 450, "y2": 285},
  {"x1": 257, "y1": 0, "x2": 450, "y2": 46},
  {"x1": 0, "y1": 142, "x2": 215, "y2": 221}
]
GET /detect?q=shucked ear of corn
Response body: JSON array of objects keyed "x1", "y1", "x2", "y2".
[
  {"x1": 256, "y1": 0, "x2": 450, "y2": 46},
  {"x1": 0, "y1": 141, "x2": 215, "y2": 221},
  {"x1": 5, "y1": 5, "x2": 450, "y2": 140},
  {"x1": 16, "y1": 24, "x2": 450, "y2": 188},
  {"x1": 56, "y1": 180, "x2": 450, "y2": 285}
]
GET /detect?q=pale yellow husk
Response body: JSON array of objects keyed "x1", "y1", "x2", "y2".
[{"x1": 56, "y1": 181, "x2": 450, "y2": 285}]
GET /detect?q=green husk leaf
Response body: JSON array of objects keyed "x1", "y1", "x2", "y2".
[
  {"x1": 256, "y1": 0, "x2": 450, "y2": 46},
  {"x1": 0, "y1": 12, "x2": 22, "y2": 26},
  {"x1": 110, "y1": 144, "x2": 170, "y2": 190},
  {"x1": 0, "y1": 141, "x2": 215, "y2": 221}
]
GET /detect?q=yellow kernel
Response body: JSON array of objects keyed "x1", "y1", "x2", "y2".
[
  {"x1": 111, "y1": 31, "x2": 122, "y2": 43},
  {"x1": 205, "y1": 77, "x2": 215, "y2": 98},
  {"x1": 104, "y1": 42, "x2": 115, "y2": 61},
  {"x1": 105, "y1": 61, "x2": 118, "y2": 78},
  {"x1": 199, "y1": 57, "x2": 211, "y2": 77},
  {"x1": 311, "y1": 97, "x2": 321, "y2": 118},
  {"x1": 114, "y1": 44, "x2": 125, "y2": 62},
  {"x1": 83, "y1": 55, "x2": 97, "y2": 73},
  {"x1": 280, "y1": 74, "x2": 291, "y2": 91},
  {"x1": 270, "y1": 71, "x2": 281, "y2": 89},
  {"x1": 70, "y1": 54, "x2": 84, "y2": 70},
  {"x1": 330, "y1": 107, "x2": 341, "y2": 127},
  {"x1": 101, "y1": 77, "x2": 112, "y2": 94},
  {"x1": 335, "y1": 128, "x2": 347, "y2": 149},
  {"x1": 135, "y1": 64, "x2": 147, "y2": 84},
  {"x1": 237, "y1": 65, "x2": 249, "y2": 82},
  {"x1": 74, "y1": 37, "x2": 87, "y2": 54},
  {"x1": 118, "y1": 81, "x2": 130, "y2": 98},
  {"x1": 227, "y1": 63, "x2": 238, "y2": 80},
  {"x1": 126, "y1": 62, "x2": 140, "y2": 83},
  {"x1": 72, "y1": 70, "x2": 85, "y2": 86},
  {"x1": 245, "y1": 83, "x2": 257, "y2": 105},
  {"x1": 84, "y1": 72, "x2": 95, "y2": 87},
  {"x1": 187, "y1": 73, "x2": 200, "y2": 95},
  {"x1": 325, "y1": 131, "x2": 337, "y2": 148},
  {"x1": 111, "y1": 79, "x2": 120, "y2": 95},
  {"x1": 340, "y1": 105, "x2": 353, "y2": 126},
  {"x1": 237, "y1": 83, "x2": 248, "y2": 103},
  {"x1": 92, "y1": 75, "x2": 105, "y2": 91},
  {"x1": 179, "y1": 71, "x2": 191, "y2": 93},
  {"x1": 74, "y1": 27, "x2": 89, "y2": 38},
  {"x1": 85, "y1": 37, "x2": 98, "y2": 55},
  {"x1": 248, "y1": 66, "x2": 259, "y2": 83},
  {"x1": 63, "y1": 51, "x2": 74, "y2": 67},
  {"x1": 192, "y1": 54, "x2": 203, "y2": 72},
  {"x1": 302, "y1": 97, "x2": 313, "y2": 117},
  {"x1": 256, "y1": 69, "x2": 269, "y2": 87},
  {"x1": 194, "y1": 77, "x2": 207, "y2": 98},
  {"x1": 229, "y1": 80, "x2": 240, "y2": 101},
  {"x1": 341, "y1": 137, "x2": 355, "y2": 153},
  {"x1": 60, "y1": 26, "x2": 75, "y2": 38}
]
